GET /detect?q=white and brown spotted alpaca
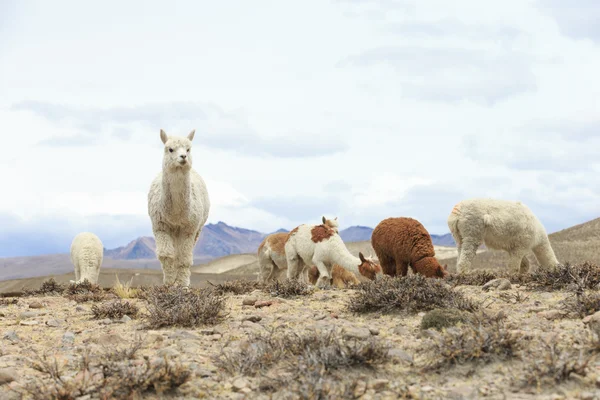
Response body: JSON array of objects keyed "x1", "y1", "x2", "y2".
[
  {"x1": 285, "y1": 222, "x2": 382, "y2": 288},
  {"x1": 257, "y1": 216, "x2": 340, "y2": 284}
]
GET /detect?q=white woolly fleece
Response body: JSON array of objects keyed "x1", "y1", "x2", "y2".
[{"x1": 70, "y1": 232, "x2": 103, "y2": 284}]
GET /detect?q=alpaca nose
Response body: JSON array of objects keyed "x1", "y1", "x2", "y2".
[{"x1": 180, "y1": 154, "x2": 187, "y2": 159}]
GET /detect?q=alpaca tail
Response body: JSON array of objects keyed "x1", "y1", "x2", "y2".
[{"x1": 447, "y1": 211, "x2": 462, "y2": 247}]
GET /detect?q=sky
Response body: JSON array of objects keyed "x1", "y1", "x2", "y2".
[{"x1": 0, "y1": 0, "x2": 599, "y2": 257}]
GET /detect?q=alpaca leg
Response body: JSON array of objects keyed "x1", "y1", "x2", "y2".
[
  {"x1": 532, "y1": 239, "x2": 559, "y2": 269},
  {"x1": 507, "y1": 251, "x2": 528, "y2": 275},
  {"x1": 286, "y1": 250, "x2": 302, "y2": 280},
  {"x1": 74, "y1": 261, "x2": 81, "y2": 282},
  {"x1": 519, "y1": 255, "x2": 531, "y2": 274},
  {"x1": 313, "y1": 261, "x2": 331, "y2": 288},
  {"x1": 456, "y1": 239, "x2": 480, "y2": 274},
  {"x1": 172, "y1": 234, "x2": 196, "y2": 287},
  {"x1": 375, "y1": 250, "x2": 396, "y2": 276},
  {"x1": 162, "y1": 258, "x2": 176, "y2": 285},
  {"x1": 396, "y1": 260, "x2": 409, "y2": 277}
]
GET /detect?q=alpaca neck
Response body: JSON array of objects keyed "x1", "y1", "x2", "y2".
[
  {"x1": 332, "y1": 250, "x2": 361, "y2": 275},
  {"x1": 162, "y1": 168, "x2": 191, "y2": 212}
]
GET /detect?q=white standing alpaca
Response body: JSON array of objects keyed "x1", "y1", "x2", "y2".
[
  {"x1": 257, "y1": 217, "x2": 339, "y2": 283},
  {"x1": 285, "y1": 222, "x2": 382, "y2": 287},
  {"x1": 148, "y1": 129, "x2": 210, "y2": 286},
  {"x1": 447, "y1": 198, "x2": 559, "y2": 274},
  {"x1": 70, "y1": 232, "x2": 103, "y2": 284}
]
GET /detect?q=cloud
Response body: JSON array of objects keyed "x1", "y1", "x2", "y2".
[
  {"x1": 386, "y1": 19, "x2": 522, "y2": 41},
  {"x1": 537, "y1": 0, "x2": 600, "y2": 42},
  {"x1": 338, "y1": 46, "x2": 536, "y2": 104},
  {"x1": 11, "y1": 101, "x2": 348, "y2": 157}
]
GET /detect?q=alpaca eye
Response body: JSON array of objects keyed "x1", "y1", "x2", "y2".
[
  {"x1": 169, "y1": 148, "x2": 173, "y2": 153},
  {"x1": 187, "y1": 148, "x2": 190, "y2": 152}
]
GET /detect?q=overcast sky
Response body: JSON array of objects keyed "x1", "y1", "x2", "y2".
[{"x1": 1, "y1": 0, "x2": 599, "y2": 256}]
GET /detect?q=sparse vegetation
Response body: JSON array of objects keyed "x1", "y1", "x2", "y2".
[
  {"x1": 112, "y1": 274, "x2": 140, "y2": 299},
  {"x1": 208, "y1": 279, "x2": 264, "y2": 295},
  {"x1": 498, "y1": 290, "x2": 530, "y2": 304},
  {"x1": 348, "y1": 274, "x2": 479, "y2": 314},
  {"x1": 64, "y1": 279, "x2": 107, "y2": 303},
  {"x1": 144, "y1": 285, "x2": 227, "y2": 328},
  {"x1": 420, "y1": 308, "x2": 473, "y2": 331},
  {"x1": 22, "y1": 278, "x2": 66, "y2": 296},
  {"x1": 91, "y1": 299, "x2": 140, "y2": 320},
  {"x1": 527, "y1": 262, "x2": 600, "y2": 291},
  {"x1": 424, "y1": 312, "x2": 521, "y2": 369},
  {"x1": 265, "y1": 279, "x2": 314, "y2": 298},
  {"x1": 0, "y1": 298, "x2": 18, "y2": 306}
]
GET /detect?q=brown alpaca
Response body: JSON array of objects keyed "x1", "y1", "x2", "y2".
[
  {"x1": 307, "y1": 264, "x2": 361, "y2": 288},
  {"x1": 371, "y1": 217, "x2": 448, "y2": 279}
]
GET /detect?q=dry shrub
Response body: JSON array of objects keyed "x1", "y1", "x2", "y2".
[
  {"x1": 265, "y1": 279, "x2": 314, "y2": 298},
  {"x1": 91, "y1": 300, "x2": 140, "y2": 320},
  {"x1": 420, "y1": 308, "x2": 474, "y2": 331},
  {"x1": 17, "y1": 350, "x2": 190, "y2": 399},
  {"x1": 215, "y1": 328, "x2": 389, "y2": 377},
  {"x1": 144, "y1": 285, "x2": 226, "y2": 329},
  {"x1": 22, "y1": 278, "x2": 65, "y2": 297},
  {"x1": 527, "y1": 261, "x2": 600, "y2": 291},
  {"x1": 446, "y1": 270, "x2": 531, "y2": 287},
  {"x1": 64, "y1": 279, "x2": 107, "y2": 303},
  {"x1": 424, "y1": 312, "x2": 520, "y2": 369},
  {"x1": 497, "y1": 291, "x2": 530, "y2": 304},
  {"x1": 0, "y1": 298, "x2": 18, "y2": 306},
  {"x1": 348, "y1": 274, "x2": 479, "y2": 314},
  {"x1": 112, "y1": 275, "x2": 140, "y2": 299},
  {"x1": 208, "y1": 279, "x2": 264, "y2": 295}
]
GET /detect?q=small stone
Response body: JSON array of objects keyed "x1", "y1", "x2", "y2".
[
  {"x1": 242, "y1": 315, "x2": 262, "y2": 323},
  {"x1": 240, "y1": 387, "x2": 252, "y2": 395},
  {"x1": 314, "y1": 314, "x2": 326, "y2": 321},
  {"x1": 19, "y1": 320, "x2": 39, "y2": 326},
  {"x1": 62, "y1": 332, "x2": 75, "y2": 344},
  {"x1": 0, "y1": 368, "x2": 16, "y2": 385},
  {"x1": 75, "y1": 306, "x2": 85, "y2": 312},
  {"x1": 580, "y1": 392, "x2": 595, "y2": 400},
  {"x1": 368, "y1": 379, "x2": 389, "y2": 391},
  {"x1": 368, "y1": 328, "x2": 380, "y2": 335},
  {"x1": 121, "y1": 315, "x2": 132, "y2": 323},
  {"x1": 482, "y1": 278, "x2": 512, "y2": 291},
  {"x1": 342, "y1": 326, "x2": 371, "y2": 340},
  {"x1": 46, "y1": 319, "x2": 63, "y2": 327},
  {"x1": 330, "y1": 313, "x2": 339, "y2": 319},
  {"x1": 539, "y1": 310, "x2": 564, "y2": 320},
  {"x1": 254, "y1": 300, "x2": 273, "y2": 308},
  {"x1": 388, "y1": 348, "x2": 413, "y2": 364},
  {"x1": 20, "y1": 311, "x2": 38, "y2": 319},
  {"x1": 3, "y1": 331, "x2": 19, "y2": 343},
  {"x1": 28, "y1": 301, "x2": 43, "y2": 309},
  {"x1": 393, "y1": 325, "x2": 410, "y2": 335},
  {"x1": 242, "y1": 297, "x2": 257, "y2": 306},
  {"x1": 421, "y1": 386, "x2": 434, "y2": 392},
  {"x1": 232, "y1": 377, "x2": 249, "y2": 392},
  {"x1": 99, "y1": 318, "x2": 112, "y2": 325},
  {"x1": 353, "y1": 380, "x2": 367, "y2": 398},
  {"x1": 95, "y1": 333, "x2": 124, "y2": 346}
]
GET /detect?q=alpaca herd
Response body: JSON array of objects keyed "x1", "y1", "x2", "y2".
[{"x1": 66, "y1": 129, "x2": 561, "y2": 288}]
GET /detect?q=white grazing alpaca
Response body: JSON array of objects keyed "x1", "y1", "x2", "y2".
[
  {"x1": 285, "y1": 222, "x2": 382, "y2": 287},
  {"x1": 148, "y1": 129, "x2": 210, "y2": 286},
  {"x1": 447, "y1": 198, "x2": 559, "y2": 274},
  {"x1": 70, "y1": 232, "x2": 103, "y2": 284},
  {"x1": 257, "y1": 217, "x2": 339, "y2": 284}
]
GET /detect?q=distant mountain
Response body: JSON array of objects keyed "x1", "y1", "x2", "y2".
[
  {"x1": 339, "y1": 226, "x2": 373, "y2": 242},
  {"x1": 104, "y1": 236, "x2": 156, "y2": 260},
  {"x1": 430, "y1": 233, "x2": 456, "y2": 247}
]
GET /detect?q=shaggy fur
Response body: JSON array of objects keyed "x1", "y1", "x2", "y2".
[
  {"x1": 257, "y1": 232, "x2": 289, "y2": 283},
  {"x1": 285, "y1": 223, "x2": 382, "y2": 287},
  {"x1": 311, "y1": 224, "x2": 336, "y2": 243},
  {"x1": 323, "y1": 216, "x2": 339, "y2": 233},
  {"x1": 447, "y1": 198, "x2": 559, "y2": 274},
  {"x1": 148, "y1": 129, "x2": 210, "y2": 286},
  {"x1": 371, "y1": 217, "x2": 448, "y2": 279},
  {"x1": 308, "y1": 264, "x2": 361, "y2": 288},
  {"x1": 70, "y1": 232, "x2": 103, "y2": 284}
]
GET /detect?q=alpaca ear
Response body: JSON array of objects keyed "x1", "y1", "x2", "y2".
[
  {"x1": 359, "y1": 252, "x2": 366, "y2": 263},
  {"x1": 160, "y1": 129, "x2": 168, "y2": 144},
  {"x1": 187, "y1": 129, "x2": 196, "y2": 141},
  {"x1": 322, "y1": 216, "x2": 326, "y2": 224},
  {"x1": 334, "y1": 217, "x2": 338, "y2": 221}
]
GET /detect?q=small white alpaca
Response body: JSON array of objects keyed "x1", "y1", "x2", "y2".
[
  {"x1": 285, "y1": 222, "x2": 382, "y2": 287},
  {"x1": 257, "y1": 217, "x2": 339, "y2": 283},
  {"x1": 447, "y1": 198, "x2": 559, "y2": 274},
  {"x1": 70, "y1": 232, "x2": 103, "y2": 284},
  {"x1": 148, "y1": 129, "x2": 210, "y2": 286}
]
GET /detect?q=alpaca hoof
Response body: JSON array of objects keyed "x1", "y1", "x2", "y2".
[{"x1": 316, "y1": 276, "x2": 331, "y2": 289}]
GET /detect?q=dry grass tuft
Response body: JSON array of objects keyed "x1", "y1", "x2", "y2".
[
  {"x1": 208, "y1": 279, "x2": 264, "y2": 295},
  {"x1": 22, "y1": 278, "x2": 66, "y2": 297},
  {"x1": 64, "y1": 280, "x2": 106, "y2": 303},
  {"x1": 144, "y1": 285, "x2": 227, "y2": 329},
  {"x1": 348, "y1": 274, "x2": 479, "y2": 314},
  {"x1": 424, "y1": 312, "x2": 520, "y2": 369},
  {"x1": 112, "y1": 274, "x2": 140, "y2": 299},
  {"x1": 420, "y1": 308, "x2": 474, "y2": 331},
  {"x1": 91, "y1": 300, "x2": 140, "y2": 320},
  {"x1": 527, "y1": 261, "x2": 600, "y2": 291},
  {"x1": 0, "y1": 298, "x2": 18, "y2": 306},
  {"x1": 265, "y1": 279, "x2": 314, "y2": 298}
]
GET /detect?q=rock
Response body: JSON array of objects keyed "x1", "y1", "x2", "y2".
[
  {"x1": 242, "y1": 315, "x2": 262, "y2": 323},
  {"x1": 46, "y1": 319, "x2": 63, "y2": 327},
  {"x1": 19, "y1": 320, "x2": 39, "y2": 326},
  {"x1": 158, "y1": 347, "x2": 180, "y2": 358},
  {"x1": 99, "y1": 318, "x2": 112, "y2": 325},
  {"x1": 242, "y1": 297, "x2": 257, "y2": 306},
  {"x1": 232, "y1": 377, "x2": 249, "y2": 392},
  {"x1": 95, "y1": 333, "x2": 124, "y2": 346},
  {"x1": 28, "y1": 301, "x2": 43, "y2": 309},
  {"x1": 388, "y1": 348, "x2": 413, "y2": 364},
  {"x1": 368, "y1": 328, "x2": 380, "y2": 336},
  {"x1": 368, "y1": 379, "x2": 389, "y2": 391},
  {"x1": 314, "y1": 314, "x2": 326, "y2": 321},
  {"x1": 254, "y1": 301, "x2": 273, "y2": 308},
  {"x1": 169, "y1": 330, "x2": 201, "y2": 340},
  {"x1": 75, "y1": 306, "x2": 85, "y2": 312},
  {"x1": 538, "y1": 310, "x2": 565, "y2": 320},
  {"x1": 0, "y1": 368, "x2": 16, "y2": 385},
  {"x1": 3, "y1": 331, "x2": 19, "y2": 343},
  {"x1": 330, "y1": 313, "x2": 339, "y2": 319},
  {"x1": 482, "y1": 278, "x2": 512, "y2": 291},
  {"x1": 19, "y1": 311, "x2": 38, "y2": 319},
  {"x1": 353, "y1": 380, "x2": 367, "y2": 398},
  {"x1": 121, "y1": 315, "x2": 132, "y2": 323},
  {"x1": 393, "y1": 325, "x2": 410, "y2": 336},
  {"x1": 342, "y1": 326, "x2": 371, "y2": 340},
  {"x1": 420, "y1": 308, "x2": 472, "y2": 331},
  {"x1": 62, "y1": 332, "x2": 75, "y2": 345}
]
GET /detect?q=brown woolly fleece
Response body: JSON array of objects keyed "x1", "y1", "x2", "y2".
[
  {"x1": 258, "y1": 232, "x2": 287, "y2": 255},
  {"x1": 308, "y1": 264, "x2": 361, "y2": 288},
  {"x1": 371, "y1": 217, "x2": 448, "y2": 279},
  {"x1": 310, "y1": 224, "x2": 336, "y2": 243}
]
